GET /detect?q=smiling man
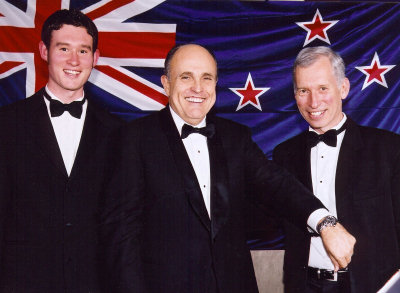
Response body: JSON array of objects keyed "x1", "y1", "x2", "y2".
[
  {"x1": 273, "y1": 46, "x2": 400, "y2": 293},
  {"x1": 0, "y1": 9, "x2": 122, "y2": 293},
  {"x1": 102, "y1": 44, "x2": 355, "y2": 293}
]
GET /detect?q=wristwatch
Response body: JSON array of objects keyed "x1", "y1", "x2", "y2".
[{"x1": 317, "y1": 215, "x2": 338, "y2": 234}]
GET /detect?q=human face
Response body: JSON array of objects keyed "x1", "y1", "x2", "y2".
[
  {"x1": 39, "y1": 24, "x2": 99, "y2": 103},
  {"x1": 294, "y1": 56, "x2": 349, "y2": 134},
  {"x1": 161, "y1": 45, "x2": 217, "y2": 126}
]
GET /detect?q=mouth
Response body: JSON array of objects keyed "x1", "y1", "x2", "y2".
[
  {"x1": 309, "y1": 110, "x2": 325, "y2": 118},
  {"x1": 64, "y1": 69, "x2": 81, "y2": 76},
  {"x1": 185, "y1": 97, "x2": 204, "y2": 103}
]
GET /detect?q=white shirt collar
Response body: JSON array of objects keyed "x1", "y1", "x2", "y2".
[{"x1": 309, "y1": 113, "x2": 347, "y2": 133}]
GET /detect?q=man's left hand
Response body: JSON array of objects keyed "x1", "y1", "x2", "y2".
[{"x1": 320, "y1": 223, "x2": 356, "y2": 271}]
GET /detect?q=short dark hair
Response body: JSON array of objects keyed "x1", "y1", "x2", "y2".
[
  {"x1": 41, "y1": 9, "x2": 98, "y2": 52},
  {"x1": 163, "y1": 43, "x2": 218, "y2": 78}
]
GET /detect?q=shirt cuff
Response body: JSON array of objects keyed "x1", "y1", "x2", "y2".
[{"x1": 307, "y1": 208, "x2": 331, "y2": 233}]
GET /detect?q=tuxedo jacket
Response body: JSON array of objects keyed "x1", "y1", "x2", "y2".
[
  {"x1": 0, "y1": 88, "x2": 122, "y2": 293},
  {"x1": 102, "y1": 107, "x2": 325, "y2": 293},
  {"x1": 273, "y1": 118, "x2": 400, "y2": 293}
]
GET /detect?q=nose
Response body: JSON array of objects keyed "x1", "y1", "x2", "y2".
[
  {"x1": 191, "y1": 78, "x2": 202, "y2": 93},
  {"x1": 309, "y1": 91, "x2": 320, "y2": 109},
  {"x1": 68, "y1": 50, "x2": 79, "y2": 66}
]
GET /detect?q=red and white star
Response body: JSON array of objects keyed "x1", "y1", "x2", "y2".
[
  {"x1": 355, "y1": 52, "x2": 395, "y2": 90},
  {"x1": 230, "y1": 73, "x2": 269, "y2": 111},
  {"x1": 296, "y1": 9, "x2": 339, "y2": 47}
]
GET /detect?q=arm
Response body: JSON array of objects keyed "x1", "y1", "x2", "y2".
[
  {"x1": 391, "y1": 139, "x2": 400, "y2": 262},
  {"x1": 99, "y1": 126, "x2": 146, "y2": 293}
]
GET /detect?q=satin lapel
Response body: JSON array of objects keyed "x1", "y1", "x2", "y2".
[
  {"x1": 335, "y1": 119, "x2": 363, "y2": 221},
  {"x1": 296, "y1": 133, "x2": 313, "y2": 191},
  {"x1": 69, "y1": 103, "x2": 100, "y2": 180},
  {"x1": 207, "y1": 120, "x2": 229, "y2": 240},
  {"x1": 27, "y1": 90, "x2": 67, "y2": 177},
  {"x1": 159, "y1": 108, "x2": 211, "y2": 232}
]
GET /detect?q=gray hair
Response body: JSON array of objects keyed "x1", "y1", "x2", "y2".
[{"x1": 293, "y1": 46, "x2": 345, "y2": 91}]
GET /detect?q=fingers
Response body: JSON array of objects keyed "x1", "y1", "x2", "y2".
[{"x1": 320, "y1": 223, "x2": 356, "y2": 271}]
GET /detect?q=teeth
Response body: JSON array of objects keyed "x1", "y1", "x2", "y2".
[
  {"x1": 186, "y1": 97, "x2": 203, "y2": 103},
  {"x1": 310, "y1": 111, "x2": 324, "y2": 116},
  {"x1": 64, "y1": 69, "x2": 80, "y2": 75}
]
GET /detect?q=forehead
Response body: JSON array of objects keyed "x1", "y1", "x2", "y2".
[
  {"x1": 170, "y1": 45, "x2": 217, "y2": 75},
  {"x1": 295, "y1": 56, "x2": 335, "y2": 83},
  {"x1": 50, "y1": 24, "x2": 93, "y2": 45}
]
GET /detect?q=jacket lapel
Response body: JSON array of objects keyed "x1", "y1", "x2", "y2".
[
  {"x1": 159, "y1": 108, "x2": 211, "y2": 232},
  {"x1": 26, "y1": 89, "x2": 68, "y2": 177},
  {"x1": 69, "y1": 102, "x2": 101, "y2": 180},
  {"x1": 335, "y1": 118, "x2": 363, "y2": 221},
  {"x1": 207, "y1": 117, "x2": 230, "y2": 240},
  {"x1": 293, "y1": 133, "x2": 313, "y2": 191}
]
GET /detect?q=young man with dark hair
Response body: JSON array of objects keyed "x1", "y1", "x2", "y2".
[{"x1": 0, "y1": 9, "x2": 121, "y2": 293}]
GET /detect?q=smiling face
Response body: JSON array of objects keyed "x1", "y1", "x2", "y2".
[
  {"x1": 39, "y1": 24, "x2": 99, "y2": 103},
  {"x1": 294, "y1": 56, "x2": 350, "y2": 134},
  {"x1": 161, "y1": 44, "x2": 217, "y2": 126}
]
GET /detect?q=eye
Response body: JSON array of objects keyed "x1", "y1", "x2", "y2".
[
  {"x1": 60, "y1": 47, "x2": 68, "y2": 52},
  {"x1": 320, "y1": 86, "x2": 328, "y2": 91},
  {"x1": 297, "y1": 89, "x2": 309, "y2": 96},
  {"x1": 181, "y1": 75, "x2": 190, "y2": 80},
  {"x1": 80, "y1": 49, "x2": 88, "y2": 54}
]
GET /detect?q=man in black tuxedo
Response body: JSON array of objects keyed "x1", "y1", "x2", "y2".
[
  {"x1": 273, "y1": 46, "x2": 400, "y2": 293},
  {"x1": 0, "y1": 9, "x2": 122, "y2": 293},
  {"x1": 103, "y1": 44, "x2": 356, "y2": 293}
]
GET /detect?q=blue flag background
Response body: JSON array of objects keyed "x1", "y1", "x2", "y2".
[{"x1": 1, "y1": 0, "x2": 400, "y2": 249}]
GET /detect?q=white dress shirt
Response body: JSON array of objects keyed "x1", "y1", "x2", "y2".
[
  {"x1": 170, "y1": 107, "x2": 211, "y2": 218},
  {"x1": 43, "y1": 86, "x2": 87, "y2": 176},
  {"x1": 308, "y1": 114, "x2": 347, "y2": 270}
]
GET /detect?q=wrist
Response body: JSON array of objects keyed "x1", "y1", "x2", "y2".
[{"x1": 317, "y1": 215, "x2": 338, "y2": 234}]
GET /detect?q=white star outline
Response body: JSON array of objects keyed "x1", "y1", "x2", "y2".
[
  {"x1": 230, "y1": 73, "x2": 270, "y2": 111},
  {"x1": 296, "y1": 9, "x2": 339, "y2": 47},
  {"x1": 355, "y1": 52, "x2": 396, "y2": 90}
]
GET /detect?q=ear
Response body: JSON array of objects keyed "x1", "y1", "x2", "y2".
[
  {"x1": 161, "y1": 75, "x2": 170, "y2": 96},
  {"x1": 92, "y1": 49, "x2": 100, "y2": 67},
  {"x1": 340, "y1": 77, "x2": 350, "y2": 100},
  {"x1": 39, "y1": 41, "x2": 48, "y2": 62}
]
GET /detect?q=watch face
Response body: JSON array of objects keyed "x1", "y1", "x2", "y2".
[{"x1": 317, "y1": 216, "x2": 338, "y2": 234}]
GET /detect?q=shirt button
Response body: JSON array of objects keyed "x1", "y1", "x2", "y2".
[
  {"x1": 198, "y1": 150, "x2": 200, "y2": 153},
  {"x1": 66, "y1": 222, "x2": 72, "y2": 227},
  {"x1": 321, "y1": 156, "x2": 324, "y2": 158},
  {"x1": 320, "y1": 180, "x2": 322, "y2": 183}
]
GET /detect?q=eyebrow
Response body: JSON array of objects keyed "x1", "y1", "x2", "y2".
[{"x1": 54, "y1": 42, "x2": 92, "y2": 51}]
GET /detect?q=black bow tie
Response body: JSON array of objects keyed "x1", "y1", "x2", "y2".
[
  {"x1": 43, "y1": 91, "x2": 85, "y2": 119},
  {"x1": 306, "y1": 122, "x2": 347, "y2": 148},
  {"x1": 181, "y1": 123, "x2": 215, "y2": 139}
]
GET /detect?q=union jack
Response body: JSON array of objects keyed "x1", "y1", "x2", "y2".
[{"x1": 0, "y1": 0, "x2": 175, "y2": 111}]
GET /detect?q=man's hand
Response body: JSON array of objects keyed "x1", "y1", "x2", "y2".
[{"x1": 320, "y1": 223, "x2": 356, "y2": 271}]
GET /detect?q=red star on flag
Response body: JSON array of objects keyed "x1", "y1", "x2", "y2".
[
  {"x1": 296, "y1": 9, "x2": 338, "y2": 47},
  {"x1": 355, "y1": 52, "x2": 395, "y2": 90},
  {"x1": 230, "y1": 73, "x2": 269, "y2": 111}
]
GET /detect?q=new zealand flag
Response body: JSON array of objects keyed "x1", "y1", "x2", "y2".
[{"x1": 1, "y1": 0, "x2": 399, "y2": 249}]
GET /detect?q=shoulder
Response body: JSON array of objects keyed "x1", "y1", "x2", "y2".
[
  {"x1": 348, "y1": 117, "x2": 400, "y2": 145},
  {"x1": 86, "y1": 97, "x2": 125, "y2": 129},
  {"x1": 208, "y1": 114, "x2": 251, "y2": 138},
  {"x1": 356, "y1": 124, "x2": 400, "y2": 152},
  {"x1": 0, "y1": 91, "x2": 43, "y2": 121},
  {"x1": 274, "y1": 131, "x2": 307, "y2": 154}
]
